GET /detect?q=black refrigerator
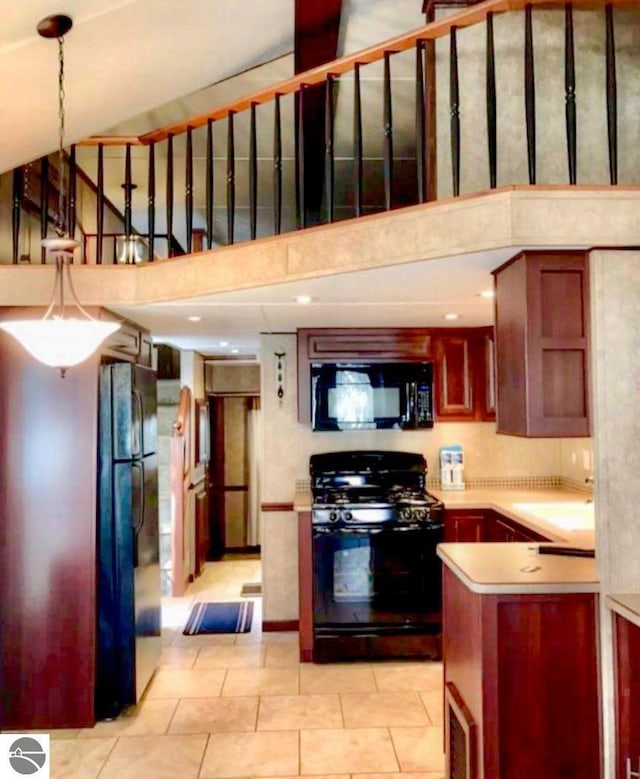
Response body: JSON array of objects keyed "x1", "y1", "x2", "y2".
[{"x1": 96, "y1": 362, "x2": 162, "y2": 720}]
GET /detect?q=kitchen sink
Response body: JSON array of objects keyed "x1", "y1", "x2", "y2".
[{"x1": 513, "y1": 501, "x2": 595, "y2": 531}]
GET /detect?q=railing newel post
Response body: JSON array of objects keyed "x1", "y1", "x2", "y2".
[
  {"x1": 324, "y1": 74, "x2": 336, "y2": 223},
  {"x1": 353, "y1": 63, "x2": 363, "y2": 218},
  {"x1": 273, "y1": 94, "x2": 283, "y2": 235},
  {"x1": 148, "y1": 142, "x2": 156, "y2": 262},
  {"x1": 605, "y1": 3, "x2": 618, "y2": 185},
  {"x1": 166, "y1": 133, "x2": 175, "y2": 257},
  {"x1": 524, "y1": 3, "x2": 537, "y2": 185},
  {"x1": 449, "y1": 28, "x2": 461, "y2": 197},
  {"x1": 186, "y1": 126, "x2": 194, "y2": 253},
  {"x1": 565, "y1": 2, "x2": 577, "y2": 185},
  {"x1": 486, "y1": 13, "x2": 497, "y2": 189},
  {"x1": 383, "y1": 51, "x2": 394, "y2": 210}
]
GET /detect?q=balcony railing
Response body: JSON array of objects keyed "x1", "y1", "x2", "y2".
[{"x1": 7, "y1": 0, "x2": 640, "y2": 265}]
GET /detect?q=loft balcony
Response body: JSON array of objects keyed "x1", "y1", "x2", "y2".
[{"x1": 1, "y1": 0, "x2": 640, "y2": 345}]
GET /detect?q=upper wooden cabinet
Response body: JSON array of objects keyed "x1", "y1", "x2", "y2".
[
  {"x1": 433, "y1": 328, "x2": 495, "y2": 422},
  {"x1": 493, "y1": 250, "x2": 590, "y2": 437},
  {"x1": 297, "y1": 327, "x2": 495, "y2": 424}
]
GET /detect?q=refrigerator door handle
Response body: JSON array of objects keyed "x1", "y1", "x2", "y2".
[
  {"x1": 132, "y1": 389, "x2": 143, "y2": 458},
  {"x1": 131, "y1": 460, "x2": 145, "y2": 534}
]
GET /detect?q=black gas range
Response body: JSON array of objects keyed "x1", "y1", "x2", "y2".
[
  {"x1": 310, "y1": 450, "x2": 444, "y2": 526},
  {"x1": 309, "y1": 451, "x2": 444, "y2": 663}
]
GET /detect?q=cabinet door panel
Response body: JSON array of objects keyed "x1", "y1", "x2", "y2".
[
  {"x1": 435, "y1": 336, "x2": 474, "y2": 419},
  {"x1": 444, "y1": 510, "x2": 485, "y2": 542},
  {"x1": 494, "y1": 251, "x2": 589, "y2": 437}
]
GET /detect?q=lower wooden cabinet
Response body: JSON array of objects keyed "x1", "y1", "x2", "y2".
[
  {"x1": 614, "y1": 612, "x2": 640, "y2": 779},
  {"x1": 444, "y1": 510, "x2": 485, "y2": 542},
  {"x1": 444, "y1": 508, "x2": 549, "y2": 544},
  {"x1": 443, "y1": 567, "x2": 601, "y2": 778}
]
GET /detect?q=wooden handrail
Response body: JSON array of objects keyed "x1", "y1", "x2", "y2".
[{"x1": 77, "y1": 0, "x2": 637, "y2": 147}]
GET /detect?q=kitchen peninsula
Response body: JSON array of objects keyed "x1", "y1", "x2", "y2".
[{"x1": 436, "y1": 494, "x2": 599, "y2": 779}]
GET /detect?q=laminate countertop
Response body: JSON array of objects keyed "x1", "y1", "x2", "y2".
[
  {"x1": 437, "y1": 542, "x2": 598, "y2": 595},
  {"x1": 607, "y1": 594, "x2": 640, "y2": 628}
]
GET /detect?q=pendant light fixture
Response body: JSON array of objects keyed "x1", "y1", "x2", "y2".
[{"x1": 0, "y1": 14, "x2": 120, "y2": 377}]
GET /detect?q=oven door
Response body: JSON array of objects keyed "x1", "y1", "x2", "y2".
[{"x1": 312, "y1": 523, "x2": 443, "y2": 634}]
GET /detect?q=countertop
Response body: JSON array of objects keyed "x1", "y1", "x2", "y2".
[
  {"x1": 437, "y1": 542, "x2": 599, "y2": 595},
  {"x1": 607, "y1": 594, "x2": 640, "y2": 628}
]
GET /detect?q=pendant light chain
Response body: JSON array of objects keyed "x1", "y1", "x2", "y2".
[{"x1": 56, "y1": 34, "x2": 66, "y2": 238}]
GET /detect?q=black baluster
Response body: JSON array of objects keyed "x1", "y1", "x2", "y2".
[
  {"x1": 166, "y1": 134, "x2": 174, "y2": 257},
  {"x1": 353, "y1": 63, "x2": 363, "y2": 217},
  {"x1": 249, "y1": 103, "x2": 258, "y2": 240},
  {"x1": 325, "y1": 75, "x2": 335, "y2": 223},
  {"x1": 450, "y1": 29, "x2": 461, "y2": 197},
  {"x1": 148, "y1": 142, "x2": 156, "y2": 262},
  {"x1": 206, "y1": 119, "x2": 214, "y2": 249},
  {"x1": 96, "y1": 147, "x2": 105, "y2": 265},
  {"x1": 605, "y1": 4, "x2": 618, "y2": 185},
  {"x1": 68, "y1": 144, "x2": 77, "y2": 241},
  {"x1": 416, "y1": 41, "x2": 426, "y2": 203},
  {"x1": 40, "y1": 156, "x2": 49, "y2": 263},
  {"x1": 123, "y1": 143, "x2": 133, "y2": 258},
  {"x1": 565, "y1": 3, "x2": 577, "y2": 185},
  {"x1": 296, "y1": 87, "x2": 306, "y2": 228},
  {"x1": 186, "y1": 126, "x2": 194, "y2": 253},
  {"x1": 12, "y1": 167, "x2": 23, "y2": 264},
  {"x1": 383, "y1": 52, "x2": 394, "y2": 210},
  {"x1": 486, "y1": 13, "x2": 497, "y2": 189},
  {"x1": 273, "y1": 94, "x2": 283, "y2": 235},
  {"x1": 227, "y1": 111, "x2": 235, "y2": 245},
  {"x1": 524, "y1": 4, "x2": 537, "y2": 184}
]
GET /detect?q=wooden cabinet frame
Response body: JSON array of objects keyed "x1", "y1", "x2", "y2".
[{"x1": 297, "y1": 326, "x2": 495, "y2": 424}]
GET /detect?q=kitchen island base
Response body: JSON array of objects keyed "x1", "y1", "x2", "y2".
[{"x1": 441, "y1": 550, "x2": 601, "y2": 778}]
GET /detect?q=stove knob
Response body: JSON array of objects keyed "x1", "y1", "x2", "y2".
[
  {"x1": 329, "y1": 510, "x2": 338, "y2": 523},
  {"x1": 343, "y1": 510, "x2": 352, "y2": 522}
]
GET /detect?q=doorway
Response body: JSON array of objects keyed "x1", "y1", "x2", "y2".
[{"x1": 208, "y1": 394, "x2": 261, "y2": 561}]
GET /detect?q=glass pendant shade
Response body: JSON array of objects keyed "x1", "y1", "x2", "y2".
[
  {"x1": 0, "y1": 238, "x2": 121, "y2": 374},
  {"x1": 0, "y1": 318, "x2": 120, "y2": 368}
]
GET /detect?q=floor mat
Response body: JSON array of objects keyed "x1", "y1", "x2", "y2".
[{"x1": 183, "y1": 601, "x2": 253, "y2": 635}]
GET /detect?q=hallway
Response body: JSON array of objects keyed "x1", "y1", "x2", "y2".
[{"x1": 48, "y1": 558, "x2": 446, "y2": 778}]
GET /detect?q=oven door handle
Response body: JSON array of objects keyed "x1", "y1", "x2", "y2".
[
  {"x1": 313, "y1": 524, "x2": 427, "y2": 535},
  {"x1": 313, "y1": 526, "x2": 384, "y2": 535}
]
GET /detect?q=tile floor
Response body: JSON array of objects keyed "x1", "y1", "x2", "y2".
[{"x1": 44, "y1": 557, "x2": 446, "y2": 778}]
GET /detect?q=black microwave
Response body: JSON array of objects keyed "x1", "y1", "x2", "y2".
[{"x1": 311, "y1": 362, "x2": 434, "y2": 431}]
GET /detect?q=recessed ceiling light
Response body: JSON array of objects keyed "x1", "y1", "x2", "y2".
[
  {"x1": 219, "y1": 341, "x2": 229, "y2": 347},
  {"x1": 479, "y1": 289, "x2": 495, "y2": 299},
  {"x1": 293, "y1": 295, "x2": 313, "y2": 305},
  {"x1": 187, "y1": 315, "x2": 202, "y2": 322},
  {"x1": 444, "y1": 313, "x2": 460, "y2": 320},
  {"x1": 231, "y1": 348, "x2": 239, "y2": 354}
]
